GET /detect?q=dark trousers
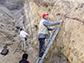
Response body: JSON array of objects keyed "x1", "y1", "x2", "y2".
[{"x1": 38, "y1": 38, "x2": 45, "y2": 57}]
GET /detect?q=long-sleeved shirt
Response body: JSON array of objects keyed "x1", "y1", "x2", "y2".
[
  {"x1": 20, "y1": 30, "x2": 28, "y2": 38},
  {"x1": 38, "y1": 18, "x2": 60, "y2": 38}
]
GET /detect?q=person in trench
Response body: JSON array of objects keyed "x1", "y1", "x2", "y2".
[{"x1": 38, "y1": 14, "x2": 63, "y2": 57}]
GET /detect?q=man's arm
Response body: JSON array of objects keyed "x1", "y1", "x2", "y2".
[
  {"x1": 48, "y1": 27, "x2": 53, "y2": 31},
  {"x1": 43, "y1": 20, "x2": 60, "y2": 26},
  {"x1": 23, "y1": 31, "x2": 30, "y2": 36}
]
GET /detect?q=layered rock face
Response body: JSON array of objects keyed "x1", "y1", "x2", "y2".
[
  {"x1": 24, "y1": 0, "x2": 84, "y2": 63},
  {"x1": 0, "y1": 0, "x2": 37, "y2": 63},
  {"x1": 0, "y1": 0, "x2": 26, "y2": 63},
  {"x1": 0, "y1": 0, "x2": 84, "y2": 63}
]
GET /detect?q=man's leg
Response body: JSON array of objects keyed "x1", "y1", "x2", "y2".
[
  {"x1": 25, "y1": 38, "x2": 29, "y2": 46},
  {"x1": 23, "y1": 40, "x2": 26, "y2": 51},
  {"x1": 21, "y1": 38, "x2": 25, "y2": 51},
  {"x1": 38, "y1": 38, "x2": 45, "y2": 57}
]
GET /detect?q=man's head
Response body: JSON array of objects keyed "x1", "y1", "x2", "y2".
[
  {"x1": 20, "y1": 28, "x2": 24, "y2": 31},
  {"x1": 22, "y1": 53, "x2": 28, "y2": 60},
  {"x1": 42, "y1": 14, "x2": 48, "y2": 20}
]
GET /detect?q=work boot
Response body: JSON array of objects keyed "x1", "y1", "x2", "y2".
[{"x1": 39, "y1": 57, "x2": 42, "y2": 60}]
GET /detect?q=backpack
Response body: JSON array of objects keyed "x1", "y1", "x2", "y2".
[{"x1": 1, "y1": 48, "x2": 9, "y2": 55}]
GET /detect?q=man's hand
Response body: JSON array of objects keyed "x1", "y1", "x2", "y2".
[
  {"x1": 30, "y1": 34, "x2": 31, "y2": 36},
  {"x1": 30, "y1": 34, "x2": 32, "y2": 36},
  {"x1": 60, "y1": 20, "x2": 63, "y2": 23}
]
